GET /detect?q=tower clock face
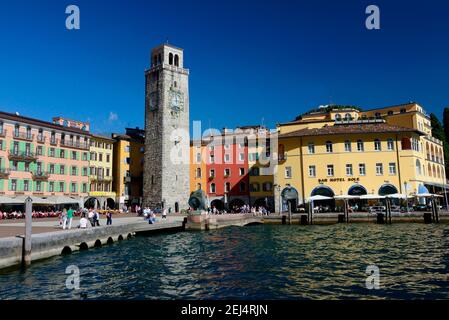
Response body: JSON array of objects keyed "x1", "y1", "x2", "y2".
[{"x1": 170, "y1": 91, "x2": 184, "y2": 113}]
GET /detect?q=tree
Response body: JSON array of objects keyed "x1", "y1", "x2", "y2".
[
  {"x1": 430, "y1": 112, "x2": 449, "y2": 175},
  {"x1": 443, "y1": 108, "x2": 449, "y2": 142}
]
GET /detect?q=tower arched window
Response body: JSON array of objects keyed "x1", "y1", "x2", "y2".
[
  {"x1": 335, "y1": 114, "x2": 341, "y2": 121},
  {"x1": 174, "y1": 54, "x2": 179, "y2": 67},
  {"x1": 169, "y1": 53, "x2": 173, "y2": 65},
  {"x1": 375, "y1": 112, "x2": 381, "y2": 119}
]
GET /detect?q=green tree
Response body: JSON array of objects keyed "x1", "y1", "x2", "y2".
[{"x1": 430, "y1": 112, "x2": 449, "y2": 175}]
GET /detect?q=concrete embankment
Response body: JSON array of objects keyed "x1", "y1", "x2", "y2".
[
  {"x1": 263, "y1": 211, "x2": 449, "y2": 224},
  {"x1": 0, "y1": 220, "x2": 183, "y2": 271},
  {"x1": 185, "y1": 213, "x2": 263, "y2": 230}
]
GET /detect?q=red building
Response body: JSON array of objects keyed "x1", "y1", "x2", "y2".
[{"x1": 204, "y1": 129, "x2": 250, "y2": 211}]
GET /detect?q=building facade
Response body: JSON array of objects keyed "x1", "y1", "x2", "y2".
[
  {"x1": 0, "y1": 112, "x2": 90, "y2": 207},
  {"x1": 143, "y1": 43, "x2": 190, "y2": 212},
  {"x1": 88, "y1": 134, "x2": 115, "y2": 209},
  {"x1": 274, "y1": 103, "x2": 447, "y2": 212}
]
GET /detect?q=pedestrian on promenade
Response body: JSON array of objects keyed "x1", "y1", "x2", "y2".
[
  {"x1": 67, "y1": 207, "x2": 75, "y2": 230},
  {"x1": 88, "y1": 209, "x2": 95, "y2": 227},
  {"x1": 78, "y1": 213, "x2": 90, "y2": 229},
  {"x1": 162, "y1": 208, "x2": 167, "y2": 219},
  {"x1": 106, "y1": 211, "x2": 112, "y2": 225},
  {"x1": 94, "y1": 209, "x2": 100, "y2": 226},
  {"x1": 62, "y1": 209, "x2": 68, "y2": 229}
]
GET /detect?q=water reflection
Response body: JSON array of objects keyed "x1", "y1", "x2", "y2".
[{"x1": 1, "y1": 223, "x2": 449, "y2": 299}]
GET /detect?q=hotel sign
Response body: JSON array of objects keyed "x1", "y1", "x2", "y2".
[{"x1": 318, "y1": 177, "x2": 360, "y2": 183}]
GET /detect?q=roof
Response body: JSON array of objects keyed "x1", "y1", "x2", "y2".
[
  {"x1": 279, "y1": 122, "x2": 423, "y2": 139},
  {"x1": 90, "y1": 133, "x2": 115, "y2": 142},
  {"x1": 0, "y1": 110, "x2": 90, "y2": 136}
]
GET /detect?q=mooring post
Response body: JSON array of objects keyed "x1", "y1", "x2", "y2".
[
  {"x1": 288, "y1": 202, "x2": 292, "y2": 225},
  {"x1": 433, "y1": 196, "x2": 439, "y2": 223},
  {"x1": 23, "y1": 197, "x2": 33, "y2": 267}
]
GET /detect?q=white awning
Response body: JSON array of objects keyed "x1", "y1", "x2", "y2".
[
  {"x1": 334, "y1": 195, "x2": 360, "y2": 200},
  {"x1": 306, "y1": 195, "x2": 333, "y2": 202},
  {"x1": 359, "y1": 194, "x2": 386, "y2": 200}
]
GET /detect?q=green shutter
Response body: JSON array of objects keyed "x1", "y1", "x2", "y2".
[
  {"x1": 0, "y1": 179, "x2": 3, "y2": 191},
  {"x1": 8, "y1": 179, "x2": 12, "y2": 191}
]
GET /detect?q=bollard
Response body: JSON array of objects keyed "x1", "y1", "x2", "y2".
[
  {"x1": 300, "y1": 215, "x2": 308, "y2": 225},
  {"x1": 182, "y1": 217, "x2": 188, "y2": 230},
  {"x1": 23, "y1": 197, "x2": 33, "y2": 268},
  {"x1": 282, "y1": 215, "x2": 287, "y2": 225},
  {"x1": 423, "y1": 212, "x2": 432, "y2": 224},
  {"x1": 338, "y1": 214, "x2": 345, "y2": 223},
  {"x1": 376, "y1": 213, "x2": 385, "y2": 224}
]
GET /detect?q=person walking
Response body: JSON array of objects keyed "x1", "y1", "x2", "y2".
[
  {"x1": 66, "y1": 207, "x2": 74, "y2": 230},
  {"x1": 106, "y1": 211, "x2": 112, "y2": 225},
  {"x1": 94, "y1": 209, "x2": 100, "y2": 226},
  {"x1": 62, "y1": 209, "x2": 68, "y2": 230},
  {"x1": 88, "y1": 209, "x2": 95, "y2": 227},
  {"x1": 162, "y1": 208, "x2": 167, "y2": 219}
]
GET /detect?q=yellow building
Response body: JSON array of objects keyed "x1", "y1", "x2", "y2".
[
  {"x1": 87, "y1": 134, "x2": 116, "y2": 209},
  {"x1": 112, "y1": 128, "x2": 144, "y2": 210},
  {"x1": 275, "y1": 103, "x2": 447, "y2": 212},
  {"x1": 190, "y1": 140, "x2": 207, "y2": 192},
  {"x1": 246, "y1": 126, "x2": 275, "y2": 210}
]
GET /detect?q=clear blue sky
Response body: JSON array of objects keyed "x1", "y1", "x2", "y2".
[{"x1": 1, "y1": 0, "x2": 449, "y2": 135}]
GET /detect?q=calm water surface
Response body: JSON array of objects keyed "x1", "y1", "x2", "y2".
[{"x1": 1, "y1": 223, "x2": 449, "y2": 299}]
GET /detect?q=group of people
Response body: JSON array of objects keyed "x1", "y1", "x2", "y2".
[
  {"x1": 60, "y1": 207, "x2": 113, "y2": 230},
  {"x1": 207, "y1": 205, "x2": 271, "y2": 215},
  {"x1": 0, "y1": 210, "x2": 68, "y2": 220},
  {"x1": 142, "y1": 207, "x2": 167, "y2": 224}
]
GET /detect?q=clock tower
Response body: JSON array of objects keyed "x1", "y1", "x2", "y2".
[{"x1": 143, "y1": 44, "x2": 190, "y2": 211}]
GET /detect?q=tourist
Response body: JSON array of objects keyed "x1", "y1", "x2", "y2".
[
  {"x1": 78, "y1": 214, "x2": 90, "y2": 229},
  {"x1": 162, "y1": 208, "x2": 167, "y2": 219},
  {"x1": 106, "y1": 211, "x2": 112, "y2": 225},
  {"x1": 94, "y1": 209, "x2": 100, "y2": 226},
  {"x1": 88, "y1": 209, "x2": 95, "y2": 227},
  {"x1": 62, "y1": 209, "x2": 68, "y2": 230},
  {"x1": 67, "y1": 207, "x2": 75, "y2": 230}
]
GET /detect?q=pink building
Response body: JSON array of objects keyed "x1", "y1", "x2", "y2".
[{"x1": 0, "y1": 111, "x2": 91, "y2": 208}]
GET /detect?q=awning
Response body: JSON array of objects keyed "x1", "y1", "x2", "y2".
[
  {"x1": 47, "y1": 196, "x2": 80, "y2": 204},
  {"x1": 334, "y1": 195, "x2": 360, "y2": 200},
  {"x1": 359, "y1": 194, "x2": 386, "y2": 200},
  {"x1": 306, "y1": 195, "x2": 333, "y2": 202}
]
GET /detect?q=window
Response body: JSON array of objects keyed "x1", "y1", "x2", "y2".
[
  {"x1": 346, "y1": 164, "x2": 353, "y2": 176},
  {"x1": 285, "y1": 166, "x2": 292, "y2": 178},
  {"x1": 239, "y1": 182, "x2": 246, "y2": 192},
  {"x1": 26, "y1": 126, "x2": 31, "y2": 139},
  {"x1": 24, "y1": 163, "x2": 30, "y2": 172},
  {"x1": 326, "y1": 141, "x2": 333, "y2": 153},
  {"x1": 60, "y1": 150, "x2": 65, "y2": 158},
  {"x1": 50, "y1": 148, "x2": 55, "y2": 157},
  {"x1": 387, "y1": 110, "x2": 393, "y2": 116},
  {"x1": 71, "y1": 183, "x2": 76, "y2": 193},
  {"x1": 375, "y1": 112, "x2": 381, "y2": 119},
  {"x1": 250, "y1": 183, "x2": 260, "y2": 192},
  {"x1": 239, "y1": 168, "x2": 245, "y2": 176},
  {"x1": 224, "y1": 144, "x2": 230, "y2": 150},
  {"x1": 36, "y1": 146, "x2": 43, "y2": 155},
  {"x1": 263, "y1": 182, "x2": 273, "y2": 192},
  {"x1": 14, "y1": 124, "x2": 19, "y2": 137},
  {"x1": 72, "y1": 151, "x2": 77, "y2": 160},
  {"x1": 210, "y1": 183, "x2": 216, "y2": 193},
  {"x1": 82, "y1": 183, "x2": 87, "y2": 193},
  {"x1": 387, "y1": 139, "x2": 394, "y2": 151},
  {"x1": 400, "y1": 108, "x2": 406, "y2": 113},
  {"x1": 196, "y1": 153, "x2": 201, "y2": 163},
  {"x1": 357, "y1": 140, "x2": 364, "y2": 151},
  {"x1": 25, "y1": 143, "x2": 31, "y2": 155},
  {"x1": 389, "y1": 162, "x2": 397, "y2": 175},
  {"x1": 335, "y1": 113, "x2": 341, "y2": 120},
  {"x1": 71, "y1": 166, "x2": 77, "y2": 176},
  {"x1": 239, "y1": 153, "x2": 244, "y2": 161},
  {"x1": 376, "y1": 163, "x2": 383, "y2": 175},
  {"x1": 60, "y1": 165, "x2": 65, "y2": 175},
  {"x1": 11, "y1": 179, "x2": 17, "y2": 191},
  {"x1": 82, "y1": 152, "x2": 88, "y2": 161},
  {"x1": 210, "y1": 169, "x2": 215, "y2": 177},
  {"x1": 83, "y1": 167, "x2": 88, "y2": 176},
  {"x1": 250, "y1": 167, "x2": 260, "y2": 176},
  {"x1": 308, "y1": 143, "x2": 315, "y2": 154},
  {"x1": 344, "y1": 140, "x2": 351, "y2": 152},
  {"x1": 345, "y1": 113, "x2": 352, "y2": 120},
  {"x1": 327, "y1": 165, "x2": 334, "y2": 177},
  {"x1": 0, "y1": 140, "x2": 3, "y2": 150},
  {"x1": 125, "y1": 145, "x2": 130, "y2": 152},
  {"x1": 49, "y1": 164, "x2": 55, "y2": 174},
  {"x1": 209, "y1": 154, "x2": 215, "y2": 163},
  {"x1": 13, "y1": 141, "x2": 19, "y2": 154},
  {"x1": 107, "y1": 154, "x2": 110, "y2": 162},
  {"x1": 224, "y1": 154, "x2": 230, "y2": 163},
  {"x1": 359, "y1": 163, "x2": 366, "y2": 176},
  {"x1": 99, "y1": 153, "x2": 103, "y2": 162},
  {"x1": 36, "y1": 181, "x2": 41, "y2": 192},
  {"x1": 49, "y1": 182, "x2": 54, "y2": 192},
  {"x1": 11, "y1": 161, "x2": 18, "y2": 171},
  {"x1": 196, "y1": 168, "x2": 202, "y2": 178},
  {"x1": 24, "y1": 180, "x2": 29, "y2": 192},
  {"x1": 224, "y1": 168, "x2": 231, "y2": 177},
  {"x1": 308, "y1": 165, "x2": 316, "y2": 177},
  {"x1": 374, "y1": 139, "x2": 381, "y2": 151},
  {"x1": 224, "y1": 181, "x2": 231, "y2": 193}
]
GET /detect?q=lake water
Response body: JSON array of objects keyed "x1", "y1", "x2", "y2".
[{"x1": 1, "y1": 223, "x2": 449, "y2": 299}]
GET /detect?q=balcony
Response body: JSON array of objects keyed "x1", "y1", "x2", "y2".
[
  {"x1": 13, "y1": 132, "x2": 34, "y2": 141},
  {"x1": 50, "y1": 138, "x2": 59, "y2": 146},
  {"x1": 0, "y1": 168, "x2": 10, "y2": 178},
  {"x1": 31, "y1": 171, "x2": 50, "y2": 180},
  {"x1": 90, "y1": 175, "x2": 113, "y2": 182},
  {"x1": 8, "y1": 150, "x2": 37, "y2": 162},
  {"x1": 0, "y1": 129, "x2": 6, "y2": 138},
  {"x1": 278, "y1": 153, "x2": 287, "y2": 162},
  {"x1": 60, "y1": 140, "x2": 89, "y2": 150},
  {"x1": 36, "y1": 135, "x2": 46, "y2": 144}
]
